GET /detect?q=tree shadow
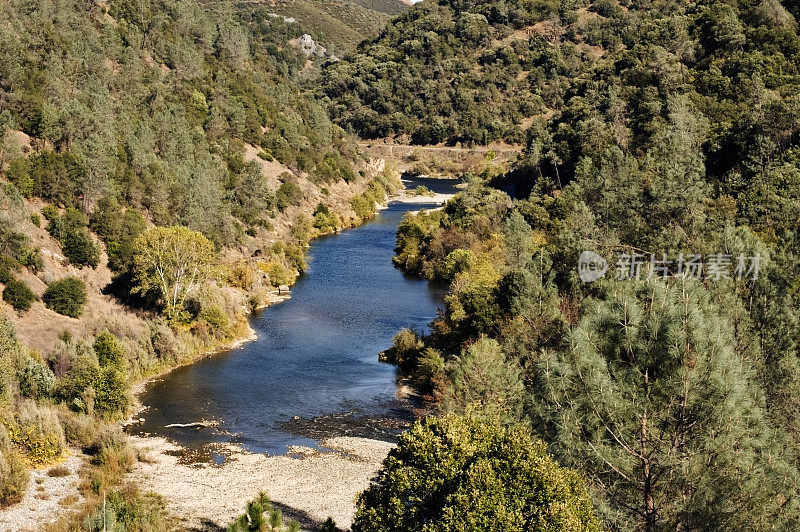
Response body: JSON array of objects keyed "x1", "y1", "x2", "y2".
[
  {"x1": 188, "y1": 501, "x2": 326, "y2": 531},
  {"x1": 271, "y1": 500, "x2": 325, "y2": 530}
]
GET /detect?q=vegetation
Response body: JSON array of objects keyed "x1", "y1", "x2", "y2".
[
  {"x1": 2, "y1": 279, "x2": 35, "y2": 312},
  {"x1": 379, "y1": 2, "x2": 800, "y2": 520},
  {"x1": 132, "y1": 227, "x2": 217, "y2": 318},
  {"x1": 323, "y1": 0, "x2": 800, "y2": 154},
  {"x1": 0, "y1": 425, "x2": 29, "y2": 508},
  {"x1": 42, "y1": 277, "x2": 88, "y2": 318},
  {"x1": 353, "y1": 415, "x2": 598, "y2": 531},
  {"x1": 227, "y1": 492, "x2": 300, "y2": 532}
]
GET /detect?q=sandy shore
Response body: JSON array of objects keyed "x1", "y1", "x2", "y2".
[
  {"x1": 393, "y1": 190, "x2": 454, "y2": 205},
  {"x1": 129, "y1": 435, "x2": 393, "y2": 531}
]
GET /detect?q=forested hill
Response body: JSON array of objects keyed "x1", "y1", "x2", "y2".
[
  {"x1": 321, "y1": 0, "x2": 800, "y2": 151},
  {"x1": 0, "y1": 0, "x2": 365, "y2": 245}
]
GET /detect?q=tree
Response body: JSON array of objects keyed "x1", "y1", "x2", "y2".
[
  {"x1": 352, "y1": 415, "x2": 599, "y2": 532},
  {"x1": 443, "y1": 337, "x2": 526, "y2": 425},
  {"x1": 535, "y1": 279, "x2": 800, "y2": 531},
  {"x1": 132, "y1": 226, "x2": 216, "y2": 317}
]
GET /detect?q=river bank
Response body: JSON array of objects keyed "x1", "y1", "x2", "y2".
[{"x1": 128, "y1": 434, "x2": 393, "y2": 530}]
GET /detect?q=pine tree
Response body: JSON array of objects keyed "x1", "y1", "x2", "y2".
[{"x1": 534, "y1": 278, "x2": 800, "y2": 530}]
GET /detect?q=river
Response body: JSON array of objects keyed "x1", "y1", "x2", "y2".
[{"x1": 129, "y1": 177, "x2": 457, "y2": 462}]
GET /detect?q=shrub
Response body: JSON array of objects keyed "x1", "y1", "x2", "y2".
[
  {"x1": 94, "y1": 367, "x2": 128, "y2": 416},
  {"x1": 19, "y1": 358, "x2": 55, "y2": 399},
  {"x1": 261, "y1": 261, "x2": 293, "y2": 288},
  {"x1": 351, "y1": 194, "x2": 375, "y2": 221},
  {"x1": 0, "y1": 256, "x2": 16, "y2": 284},
  {"x1": 3, "y1": 279, "x2": 36, "y2": 312},
  {"x1": 61, "y1": 229, "x2": 100, "y2": 268},
  {"x1": 53, "y1": 355, "x2": 100, "y2": 412},
  {"x1": 227, "y1": 492, "x2": 300, "y2": 532},
  {"x1": 47, "y1": 465, "x2": 70, "y2": 477},
  {"x1": 381, "y1": 328, "x2": 425, "y2": 370},
  {"x1": 82, "y1": 487, "x2": 166, "y2": 531},
  {"x1": 0, "y1": 426, "x2": 29, "y2": 508},
  {"x1": 276, "y1": 180, "x2": 303, "y2": 211},
  {"x1": 352, "y1": 415, "x2": 599, "y2": 532},
  {"x1": 42, "y1": 277, "x2": 87, "y2": 318},
  {"x1": 5, "y1": 401, "x2": 66, "y2": 465},
  {"x1": 227, "y1": 262, "x2": 255, "y2": 290},
  {"x1": 93, "y1": 331, "x2": 125, "y2": 368},
  {"x1": 199, "y1": 305, "x2": 229, "y2": 334}
]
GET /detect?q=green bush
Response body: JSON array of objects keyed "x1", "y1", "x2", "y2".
[
  {"x1": 0, "y1": 256, "x2": 16, "y2": 284},
  {"x1": 275, "y1": 180, "x2": 303, "y2": 211},
  {"x1": 94, "y1": 367, "x2": 128, "y2": 416},
  {"x1": 93, "y1": 331, "x2": 125, "y2": 368},
  {"x1": 352, "y1": 415, "x2": 599, "y2": 532},
  {"x1": 54, "y1": 355, "x2": 100, "y2": 412},
  {"x1": 199, "y1": 305, "x2": 229, "y2": 334},
  {"x1": 227, "y1": 492, "x2": 300, "y2": 532},
  {"x1": 61, "y1": 229, "x2": 100, "y2": 268},
  {"x1": 42, "y1": 277, "x2": 87, "y2": 318},
  {"x1": 3, "y1": 279, "x2": 36, "y2": 312}
]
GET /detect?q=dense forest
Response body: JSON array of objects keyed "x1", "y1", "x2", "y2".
[
  {"x1": 322, "y1": 0, "x2": 800, "y2": 150},
  {"x1": 372, "y1": 0, "x2": 800, "y2": 530}
]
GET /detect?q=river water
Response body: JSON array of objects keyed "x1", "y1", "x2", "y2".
[{"x1": 129, "y1": 177, "x2": 457, "y2": 461}]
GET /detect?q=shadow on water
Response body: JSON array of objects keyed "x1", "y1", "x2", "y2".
[{"x1": 128, "y1": 177, "x2": 459, "y2": 462}]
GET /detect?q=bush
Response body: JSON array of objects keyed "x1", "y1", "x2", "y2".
[
  {"x1": 0, "y1": 426, "x2": 29, "y2": 508},
  {"x1": 94, "y1": 367, "x2": 128, "y2": 416},
  {"x1": 352, "y1": 415, "x2": 599, "y2": 532},
  {"x1": 53, "y1": 354, "x2": 100, "y2": 413},
  {"x1": 19, "y1": 358, "x2": 55, "y2": 399},
  {"x1": 3, "y1": 279, "x2": 36, "y2": 312},
  {"x1": 199, "y1": 305, "x2": 229, "y2": 334},
  {"x1": 93, "y1": 331, "x2": 125, "y2": 368},
  {"x1": 5, "y1": 401, "x2": 66, "y2": 465},
  {"x1": 0, "y1": 256, "x2": 16, "y2": 284},
  {"x1": 61, "y1": 229, "x2": 100, "y2": 268},
  {"x1": 381, "y1": 328, "x2": 425, "y2": 370},
  {"x1": 276, "y1": 180, "x2": 303, "y2": 211},
  {"x1": 261, "y1": 262, "x2": 293, "y2": 288},
  {"x1": 42, "y1": 277, "x2": 87, "y2": 318},
  {"x1": 82, "y1": 487, "x2": 166, "y2": 531}
]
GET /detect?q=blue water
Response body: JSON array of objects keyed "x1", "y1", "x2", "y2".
[{"x1": 131, "y1": 177, "x2": 457, "y2": 458}]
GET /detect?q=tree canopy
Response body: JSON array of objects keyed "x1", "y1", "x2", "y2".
[{"x1": 352, "y1": 414, "x2": 599, "y2": 532}]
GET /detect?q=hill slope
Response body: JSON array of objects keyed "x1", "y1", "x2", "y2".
[{"x1": 321, "y1": 0, "x2": 800, "y2": 155}]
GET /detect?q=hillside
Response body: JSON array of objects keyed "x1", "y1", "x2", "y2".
[
  {"x1": 0, "y1": 1, "x2": 400, "y2": 526},
  {"x1": 322, "y1": 0, "x2": 800, "y2": 153},
  {"x1": 231, "y1": 0, "x2": 410, "y2": 53},
  {"x1": 355, "y1": 0, "x2": 800, "y2": 530}
]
